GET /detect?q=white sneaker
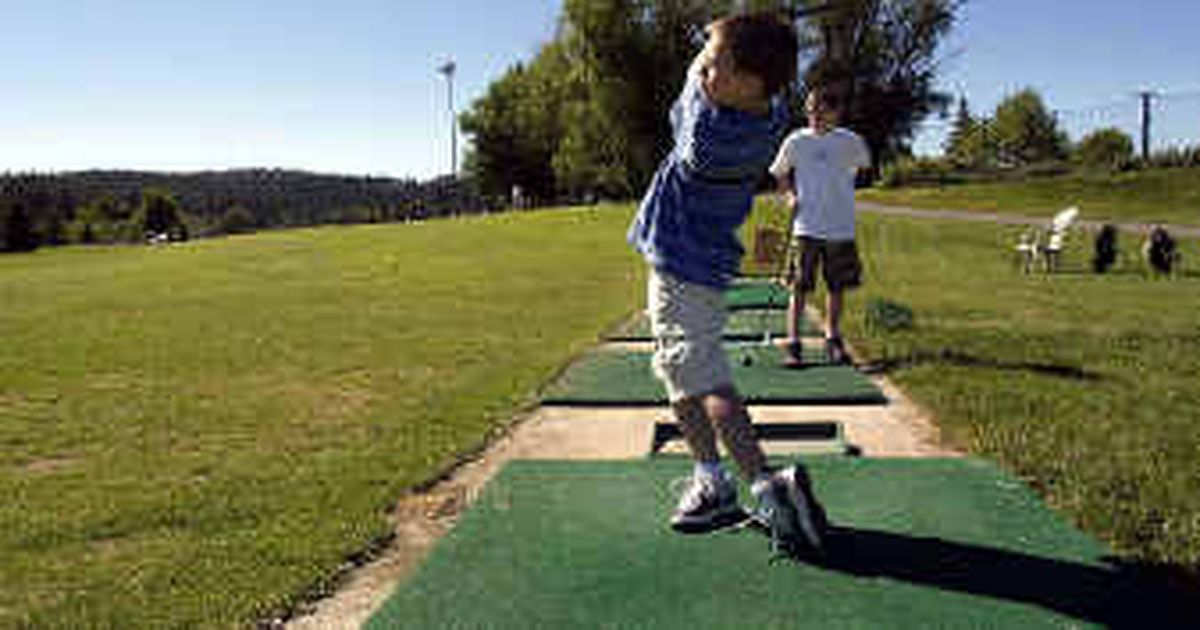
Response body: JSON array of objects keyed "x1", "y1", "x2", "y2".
[
  {"x1": 670, "y1": 470, "x2": 744, "y2": 533},
  {"x1": 753, "y1": 465, "x2": 829, "y2": 555}
]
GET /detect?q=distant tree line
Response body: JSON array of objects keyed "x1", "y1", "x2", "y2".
[
  {"x1": 460, "y1": 0, "x2": 963, "y2": 207},
  {"x1": 0, "y1": 169, "x2": 484, "y2": 253},
  {"x1": 881, "y1": 88, "x2": 1200, "y2": 187}
]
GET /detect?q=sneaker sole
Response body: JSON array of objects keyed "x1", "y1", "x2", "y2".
[
  {"x1": 784, "y1": 467, "x2": 826, "y2": 551},
  {"x1": 670, "y1": 505, "x2": 749, "y2": 534}
]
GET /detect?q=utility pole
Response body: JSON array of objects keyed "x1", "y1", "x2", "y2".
[
  {"x1": 1139, "y1": 91, "x2": 1154, "y2": 161},
  {"x1": 437, "y1": 59, "x2": 457, "y2": 178}
]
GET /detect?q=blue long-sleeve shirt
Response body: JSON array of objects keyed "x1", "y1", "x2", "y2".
[{"x1": 627, "y1": 72, "x2": 785, "y2": 289}]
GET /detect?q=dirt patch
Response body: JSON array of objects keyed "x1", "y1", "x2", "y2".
[{"x1": 17, "y1": 455, "x2": 80, "y2": 476}]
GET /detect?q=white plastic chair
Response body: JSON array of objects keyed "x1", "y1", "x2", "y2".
[
  {"x1": 1016, "y1": 207, "x2": 1078, "y2": 273},
  {"x1": 1043, "y1": 206, "x2": 1079, "y2": 272},
  {"x1": 1015, "y1": 230, "x2": 1041, "y2": 274}
]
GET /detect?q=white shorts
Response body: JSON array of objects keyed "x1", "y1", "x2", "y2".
[{"x1": 647, "y1": 268, "x2": 732, "y2": 401}]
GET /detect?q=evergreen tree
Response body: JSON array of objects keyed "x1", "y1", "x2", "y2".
[{"x1": 3, "y1": 203, "x2": 40, "y2": 252}]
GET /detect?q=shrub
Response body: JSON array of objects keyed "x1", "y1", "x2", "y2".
[
  {"x1": 878, "y1": 157, "x2": 963, "y2": 188},
  {"x1": 1145, "y1": 146, "x2": 1200, "y2": 170},
  {"x1": 1075, "y1": 128, "x2": 1134, "y2": 171},
  {"x1": 2, "y1": 203, "x2": 40, "y2": 252},
  {"x1": 865, "y1": 297, "x2": 915, "y2": 332},
  {"x1": 1017, "y1": 160, "x2": 1073, "y2": 179},
  {"x1": 218, "y1": 205, "x2": 256, "y2": 235}
]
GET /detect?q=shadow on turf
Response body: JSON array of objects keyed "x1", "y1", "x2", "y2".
[
  {"x1": 808, "y1": 526, "x2": 1200, "y2": 628},
  {"x1": 859, "y1": 348, "x2": 1101, "y2": 381}
]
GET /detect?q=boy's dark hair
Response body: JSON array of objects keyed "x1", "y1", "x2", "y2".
[
  {"x1": 709, "y1": 13, "x2": 798, "y2": 96},
  {"x1": 807, "y1": 83, "x2": 844, "y2": 113}
]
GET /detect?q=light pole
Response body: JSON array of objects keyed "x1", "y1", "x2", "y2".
[{"x1": 437, "y1": 59, "x2": 457, "y2": 178}]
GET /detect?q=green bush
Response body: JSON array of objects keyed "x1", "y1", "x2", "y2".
[
  {"x1": 1145, "y1": 146, "x2": 1200, "y2": 169},
  {"x1": 218, "y1": 205, "x2": 256, "y2": 235},
  {"x1": 1016, "y1": 160, "x2": 1073, "y2": 179},
  {"x1": 879, "y1": 157, "x2": 963, "y2": 188},
  {"x1": 864, "y1": 297, "x2": 915, "y2": 332},
  {"x1": 1075, "y1": 128, "x2": 1134, "y2": 171}
]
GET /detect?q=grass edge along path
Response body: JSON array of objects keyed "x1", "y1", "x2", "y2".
[
  {"x1": 857, "y1": 167, "x2": 1200, "y2": 228},
  {"x1": 0, "y1": 205, "x2": 644, "y2": 628}
]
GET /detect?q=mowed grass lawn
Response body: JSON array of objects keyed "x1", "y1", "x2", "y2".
[
  {"x1": 859, "y1": 167, "x2": 1200, "y2": 226},
  {"x1": 744, "y1": 197, "x2": 1200, "y2": 575},
  {"x1": 838, "y1": 213, "x2": 1200, "y2": 573},
  {"x1": 1, "y1": 206, "x2": 643, "y2": 627}
]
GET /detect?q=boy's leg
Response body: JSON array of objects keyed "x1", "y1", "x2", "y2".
[
  {"x1": 787, "y1": 284, "x2": 807, "y2": 353},
  {"x1": 705, "y1": 383, "x2": 829, "y2": 552},
  {"x1": 786, "y1": 237, "x2": 818, "y2": 365},
  {"x1": 647, "y1": 269, "x2": 741, "y2": 531},
  {"x1": 825, "y1": 289, "x2": 844, "y2": 340},
  {"x1": 673, "y1": 396, "x2": 720, "y2": 465},
  {"x1": 704, "y1": 384, "x2": 766, "y2": 480},
  {"x1": 668, "y1": 395, "x2": 743, "y2": 532},
  {"x1": 822, "y1": 240, "x2": 862, "y2": 365}
]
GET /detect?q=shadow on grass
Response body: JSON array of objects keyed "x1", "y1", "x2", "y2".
[
  {"x1": 808, "y1": 526, "x2": 1200, "y2": 628},
  {"x1": 859, "y1": 348, "x2": 1101, "y2": 381}
]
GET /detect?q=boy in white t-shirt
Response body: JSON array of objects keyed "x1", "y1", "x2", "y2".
[{"x1": 769, "y1": 86, "x2": 871, "y2": 367}]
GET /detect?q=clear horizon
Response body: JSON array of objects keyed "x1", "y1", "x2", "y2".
[{"x1": 2, "y1": 0, "x2": 1198, "y2": 179}]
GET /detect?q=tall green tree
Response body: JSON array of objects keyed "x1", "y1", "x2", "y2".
[
  {"x1": 991, "y1": 88, "x2": 1068, "y2": 165},
  {"x1": 944, "y1": 96, "x2": 974, "y2": 157},
  {"x1": 557, "y1": 0, "x2": 728, "y2": 193},
  {"x1": 461, "y1": 0, "x2": 961, "y2": 200},
  {"x1": 795, "y1": 0, "x2": 961, "y2": 171},
  {"x1": 136, "y1": 188, "x2": 184, "y2": 238},
  {"x1": 460, "y1": 41, "x2": 573, "y2": 205},
  {"x1": 462, "y1": 0, "x2": 732, "y2": 203},
  {"x1": 2, "y1": 203, "x2": 39, "y2": 253},
  {"x1": 944, "y1": 95, "x2": 996, "y2": 169},
  {"x1": 1075, "y1": 127, "x2": 1134, "y2": 171}
]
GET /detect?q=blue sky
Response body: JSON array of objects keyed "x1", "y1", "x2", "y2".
[
  {"x1": 917, "y1": 0, "x2": 1200, "y2": 155},
  {"x1": 2, "y1": 1, "x2": 1198, "y2": 179}
]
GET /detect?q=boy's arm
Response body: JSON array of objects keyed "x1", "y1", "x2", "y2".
[
  {"x1": 769, "y1": 136, "x2": 797, "y2": 212},
  {"x1": 851, "y1": 134, "x2": 872, "y2": 172},
  {"x1": 774, "y1": 170, "x2": 796, "y2": 213}
]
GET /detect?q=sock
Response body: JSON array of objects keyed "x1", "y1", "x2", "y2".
[
  {"x1": 694, "y1": 460, "x2": 725, "y2": 482},
  {"x1": 750, "y1": 471, "x2": 775, "y2": 498}
]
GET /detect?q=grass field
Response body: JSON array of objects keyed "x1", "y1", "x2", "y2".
[
  {"x1": 0, "y1": 206, "x2": 643, "y2": 627},
  {"x1": 839, "y1": 213, "x2": 1200, "y2": 573},
  {"x1": 5, "y1": 197, "x2": 1199, "y2": 625},
  {"x1": 858, "y1": 167, "x2": 1200, "y2": 226},
  {"x1": 743, "y1": 195, "x2": 1200, "y2": 575}
]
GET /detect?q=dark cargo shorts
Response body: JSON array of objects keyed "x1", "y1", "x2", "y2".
[{"x1": 787, "y1": 236, "x2": 862, "y2": 292}]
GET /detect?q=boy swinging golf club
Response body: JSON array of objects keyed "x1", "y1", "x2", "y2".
[{"x1": 627, "y1": 12, "x2": 829, "y2": 557}]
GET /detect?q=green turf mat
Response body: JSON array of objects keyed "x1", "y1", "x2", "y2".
[
  {"x1": 726, "y1": 280, "x2": 790, "y2": 310},
  {"x1": 607, "y1": 309, "x2": 816, "y2": 341},
  {"x1": 541, "y1": 345, "x2": 886, "y2": 406},
  {"x1": 368, "y1": 458, "x2": 1192, "y2": 629}
]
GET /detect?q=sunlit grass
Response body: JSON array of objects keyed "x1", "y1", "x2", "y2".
[
  {"x1": 841, "y1": 213, "x2": 1200, "y2": 570},
  {"x1": 6, "y1": 196, "x2": 1198, "y2": 626},
  {"x1": 1, "y1": 206, "x2": 644, "y2": 627},
  {"x1": 744, "y1": 196, "x2": 1199, "y2": 572}
]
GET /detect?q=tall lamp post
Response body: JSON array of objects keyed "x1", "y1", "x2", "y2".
[{"x1": 437, "y1": 59, "x2": 457, "y2": 178}]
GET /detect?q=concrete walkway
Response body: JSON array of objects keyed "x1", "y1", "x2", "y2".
[
  {"x1": 285, "y1": 308, "x2": 952, "y2": 629},
  {"x1": 859, "y1": 200, "x2": 1200, "y2": 238}
]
